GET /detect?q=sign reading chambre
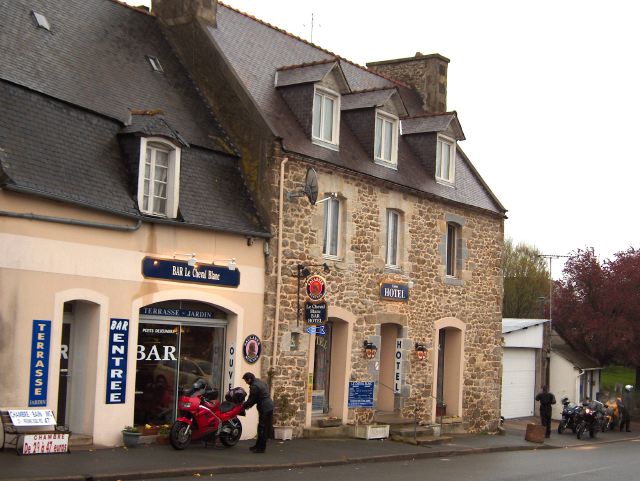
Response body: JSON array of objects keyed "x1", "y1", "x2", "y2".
[{"x1": 142, "y1": 257, "x2": 240, "y2": 287}]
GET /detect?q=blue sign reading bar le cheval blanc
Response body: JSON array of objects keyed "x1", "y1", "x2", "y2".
[{"x1": 142, "y1": 257, "x2": 240, "y2": 287}]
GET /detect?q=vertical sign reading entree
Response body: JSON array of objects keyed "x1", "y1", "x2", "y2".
[{"x1": 106, "y1": 318, "x2": 129, "y2": 404}]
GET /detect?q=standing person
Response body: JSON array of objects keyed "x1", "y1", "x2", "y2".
[
  {"x1": 535, "y1": 385, "x2": 556, "y2": 438},
  {"x1": 242, "y1": 372, "x2": 274, "y2": 453},
  {"x1": 619, "y1": 385, "x2": 633, "y2": 432}
]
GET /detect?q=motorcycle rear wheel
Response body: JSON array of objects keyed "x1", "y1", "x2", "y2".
[
  {"x1": 589, "y1": 426, "x2": 596, "y2": 438},
  {"x1": 577, "y1": 423, "x2": 586, "y2": 439},
  {"x1": 170, "y1": 421, "x2": 192, "y2": 450},
  {"x1": 558, "y1": 421, "x2": 566, "y2": 434},
  {"x1": 220, "y1": 420, "x2": 243, "y2": 447}
]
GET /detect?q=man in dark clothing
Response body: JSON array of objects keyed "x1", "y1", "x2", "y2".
[
  {"x1": 535, "y1": 385, "x2": 556, "y2": 438},
  {"x1": 619, "y1": 385, "x2": 633, "y2": 432},
  {"x1": 242, "y1": 372, "x2": 274, "y2": 453}
]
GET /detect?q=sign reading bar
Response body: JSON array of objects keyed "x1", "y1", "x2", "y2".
[
  {"x1": 305, "y1": 301, "x2": 327, "y2": 324},
  {"x1": 348, "y1": 381, "x2": 375, "y2": 408},
  {"x1": 379, "y1": 282, "x2": 409, "y2": 302},
  {"x1": 29, "y1": 320, "x2": 51, "y2": 407},
  {"x1": 142, "y1": 257, "x2": 240, "y2": 288},
  {"x1": 106, "y1": 318, "x2": 129, "y2": 404}
]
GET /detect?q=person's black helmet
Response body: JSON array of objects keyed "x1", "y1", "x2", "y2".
[
  {"x1": 193, "y1": 379, "x2": 207, "y2": 391},
  {"x1": 561, "y1": 396, "x2": 569, "y2": 405},
  {"x1": 242, "y1": 372, "x2": 255, "y2": 383}
]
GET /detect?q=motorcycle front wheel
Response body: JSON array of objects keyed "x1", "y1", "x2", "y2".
[
  {"x1": 577, "y1": 423, "x2": 586, "y2": 439},
  {"x1": 558, "y1": 420, "x2": 567, "y2": 434},
  {"x1": 170, "y1": 421, "x2": 192, "y2": 450},
  {"x1": 220, "y1": 419, "x2": 243, "y2": 447}
]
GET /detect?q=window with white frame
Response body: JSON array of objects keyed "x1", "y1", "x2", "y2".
[
  {"x1": 374, "y1": 111, "x2": 398, "y2": 166},
  {"x1": 446, "y1": 222, "x2": 458, "y2": 277},
  {"x1": 138, "y1": 137, "x2": 181, "y2": 218},
  {"x1": 323, "y1": 196, "x2": 340, "y2": 258},
  {"x1": 436, "y1": 136, "x2": 455, "y2": 184},
  {"x1": 386, "y1": 209, "x2": 401, "y2": 268},
  {"x1": 312, "y1": 87, "x2": 340, "y2": 148}
]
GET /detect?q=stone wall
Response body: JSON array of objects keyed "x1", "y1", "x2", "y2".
[{"x1": 262, "y1": 143, "x2": 504, "y2": 434}]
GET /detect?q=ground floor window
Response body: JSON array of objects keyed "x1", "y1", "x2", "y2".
[{"x1": 134, "y1": 302, "x2": 227, "y2": 426}]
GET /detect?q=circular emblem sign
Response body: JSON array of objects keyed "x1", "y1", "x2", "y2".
[
  {"x1": 305, "y1": 275, "x2": 326, "y2": 301},
  {"x1": 243, "y1": 335, "x2": 262, "y2": 364}
]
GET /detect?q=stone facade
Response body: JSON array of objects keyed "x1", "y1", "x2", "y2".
[{"x1": 262, "y1": 144, "x2": 504, "y2": 434}]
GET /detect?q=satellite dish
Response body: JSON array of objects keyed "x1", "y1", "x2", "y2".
[{"x1": 304, "y1": 168, "x2": 318, "y2": 205}]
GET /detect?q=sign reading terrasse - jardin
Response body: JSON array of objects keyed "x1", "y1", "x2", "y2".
[{"x1": 142, "y1": 257, "x2": 240, "y2": 288}]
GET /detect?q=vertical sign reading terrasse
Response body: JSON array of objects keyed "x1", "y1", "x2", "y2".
[
  {"x1": 106, "y1": 318, "x2": 129, "y2": 404},
  {"x1": 29, "y1": 320, "x2": 51, "y2": 406}
]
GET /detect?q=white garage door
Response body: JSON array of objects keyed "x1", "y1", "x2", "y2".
[{"x1": 501, "y1": 348, "x2": 536, "y2": 419}]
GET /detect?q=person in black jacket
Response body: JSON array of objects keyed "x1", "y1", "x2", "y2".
[
  {"x1": 242, "y1": 372, "x2": 274, "y2": 453},
  {"x1": 535, "y1": 385, "x2": 556, "y2": 438}
]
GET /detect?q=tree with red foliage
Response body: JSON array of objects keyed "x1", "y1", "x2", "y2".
[{"x1": 553, "y1": 248, "x2": 640, "y2": 386}]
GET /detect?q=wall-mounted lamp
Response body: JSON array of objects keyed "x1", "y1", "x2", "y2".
[
  {"x1": 408, "y1": 280, "x2": 415, "y2": 289},
  {"x1": 174, "y1": 252, "x2": 198, "y2": 267},
  {"x1": 246, "y1": 236, "x2": 254, "y2": 246},
  {"x1": 213, "y1": 258, "x2": 237, "y2": 271},
  {"x1": 415, "y1": 342, "x2": 427, "y2": 361},
  {"x1": 363, "y1": 340, "x2": 378, "y2": 360}
]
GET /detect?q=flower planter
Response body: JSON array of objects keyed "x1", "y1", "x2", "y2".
[
  {"x1": 353, "y1": 424, "x2": 389, "y2": 440},
  {"x1": 273, "y1": 425, "x2": 293, "y2": 440},
  {"x1": 142, "y1": 426, "x2": 158, "y2": 435},
  {"x1": 122, "y1": 431, "x2": 142, "y2": 448}
]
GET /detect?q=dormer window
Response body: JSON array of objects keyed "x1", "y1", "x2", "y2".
[
  {"x1": 374, "y1": 111, "x2": 398, "y2": 167},
  {"x1": 312, "y1": 87, "x2": 340, "y2": 149},
  {"x1": 436, "y1": 135, "x2": 455, "y2": 184},
  {"x1": 138, "y1": 137, "x2": 181, "y2": 218}
]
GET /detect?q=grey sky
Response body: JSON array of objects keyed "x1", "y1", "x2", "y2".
[{"x1": 125, "y1": 0, "x2": 640, "y2": 277}]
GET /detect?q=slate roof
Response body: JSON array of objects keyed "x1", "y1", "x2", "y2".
[
  {"x1": 342, "y1": 89, "x2": 398, "y2": 111},
  {"x1": 551, "y1": 329, "x2": 602, "y2": 370},
  {"x1": 502, "y1": 318, "x2": 548, "y2": 334},
  {"x1": 275, "y1": 61, "x2": 340, "y2": 88},
  {"x1": 402, "y1": 113, "x2": 466, "y2": 140},
  {"x1": 207, "y1": 3, "x2": 505, "y2": 216},
  {"x1": 0, "y1": 0, "x2": 268, "y2": 237}
]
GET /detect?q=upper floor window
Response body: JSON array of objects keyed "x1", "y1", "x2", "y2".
[
  {"x1": 323, "y1": 196, "x2": 341, "y2": 258},
  {"x1": 436, "y1": 136, "x2": 455, "y2": 184},
  {"x1": 374, "y1": 111, "x2": 398, "y2": 167},
  {"x1": 138, "y1": 137, "x2": 181, "y2": 218},
  {"x1": 312, "y1": 87, "x2": 340, "y2": 148},
  {"x1": 386, "y1": 209, "x2": 401, "y2": 268},
  {"x1": 446, "y1": 222, "x2": 458, "y2": 277}
]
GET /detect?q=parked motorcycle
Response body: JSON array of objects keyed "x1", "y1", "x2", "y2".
[
  {"x1": 576, "y1": 399, "x2": 604, "y2": 439},
  {"x1": 601, "y1": 400, "x2": 619, "y2": 432},
  {"x1": 170, "y1": 379, "x2": 246, "y2": 450},
  {"x1": 557, "y1": 397, "x2": 581, "y2": 434}
]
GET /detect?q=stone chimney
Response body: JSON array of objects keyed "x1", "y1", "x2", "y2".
[
  {"x1": 152, "y1": 0, "x2": 217, "y2": 27},
  {"x1": 367, "y1": 52, "x2": 450, "y2": 114}
]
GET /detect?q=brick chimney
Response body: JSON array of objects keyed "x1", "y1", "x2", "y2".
[
  {"x1": 367, "y1": 52, "x2": 449, "y2": 114},
  {"x1": 152, "y1": 0, "x2": 217, "y2": 27}
]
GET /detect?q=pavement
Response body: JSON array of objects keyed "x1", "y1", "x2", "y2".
[{"x1": 1, "y1": 418, "x2": 639, "y2": 481}]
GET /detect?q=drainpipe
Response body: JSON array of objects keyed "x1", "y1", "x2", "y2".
[
  {"x1": 0, "y1": 210, "x2": 142, "y2": 231},
  {"x1": 270, "y1": 157, "x2": 287, "y2": 397}
]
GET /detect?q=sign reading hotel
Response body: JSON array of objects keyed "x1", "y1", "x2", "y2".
[
  {"x1": 305, "y1": 300, "x2": 327, "y2": 324},
  {"x1": 106, "y1": 318, "x2": 129, "y2": 404},
  {"x1": 142, "y1": 257, "x2": 240, "y2": 288},
  {"x1": 393, "y1": 339, "x2": 404, "y2": 394},
  {"x1": 29, "y1": 320, "x2": 51, "y2": 407},
  {"x1": 379, "y1": 282, "x2": 409, "y2": 302}
]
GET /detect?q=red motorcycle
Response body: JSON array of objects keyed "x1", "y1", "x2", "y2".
[{"x1": 170, "y1": 379, "x2": 246, "y2": 450}]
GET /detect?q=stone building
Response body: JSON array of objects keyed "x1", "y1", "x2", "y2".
[{"x1": 155, "y1": 0, "x2": 507, "y2": 435}]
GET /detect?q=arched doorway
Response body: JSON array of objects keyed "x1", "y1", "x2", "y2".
[
  {"x1": 378, "y1": 323, "x2": 403, "y2": 412},
  {"x1": 433, "y1": 318, "x2": 465, "y2": 418},
  {"x1": 312, "y1": 317, "x2": 349, "y2": 419},
  {"x1": 57, "y1": 300, "x2": 100, "y2": 435}
]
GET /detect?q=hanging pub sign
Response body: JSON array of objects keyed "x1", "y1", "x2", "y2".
[
  {"x1": 305, "y1": 275, "x2": 326, "y2": 301},
  {"x1": 29, "y1": 320, "x2": 51, "y2": 407},
  {"x1": 379, "y1": 282, "x2": 409, "y2": 302},
  {"x1": 142, "y1": 257, "x2": 240, "y2": 288},
  {"x1": 243, "y1": 335, "x2": 261, "y2": 364},
  {"x1": 305, "y1": 300, "x2": 327, "y2": 324}
]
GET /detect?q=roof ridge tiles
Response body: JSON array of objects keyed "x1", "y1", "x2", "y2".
[
  {"x1": 346, "y1": 86, "x2": 396, "y2": 95},
  {"x1": 405, "y1": 111, "x2": 458, "y2": 119},
  {"x1": 218, "y1": 2, "x2": 412, "y2": 89},
  {"x1": 107, "y1": 0, "x2": 153, "y2": 15},
  {"x1": 277, "y1": 59, "x2": 339, "y2": 71}
]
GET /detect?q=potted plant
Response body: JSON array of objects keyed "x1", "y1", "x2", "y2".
[
  {"x1": 273, "y1": 393, "x2": 297, "y2": 440},
  {"x1": 156, "y1": 424, "x2": 171, "y2": 445},
  {"x1": 122, "y1": 425, "x2": 141, "y2": 448},
  {"x1": 142, "y1": 423, "x2": 158, "y2": 435}
]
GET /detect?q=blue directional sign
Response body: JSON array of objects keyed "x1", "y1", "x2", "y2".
[{"x1": 305, "y1": 325, "x2": 326, "y2": 335}]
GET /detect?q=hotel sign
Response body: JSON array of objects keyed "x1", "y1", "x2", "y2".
[
  {"x1": 142, "y1": 257, "x2": 240, "y2": 288},
  {"x1": 379, "y1": 282, "x2": 409, "y2": 302}
]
